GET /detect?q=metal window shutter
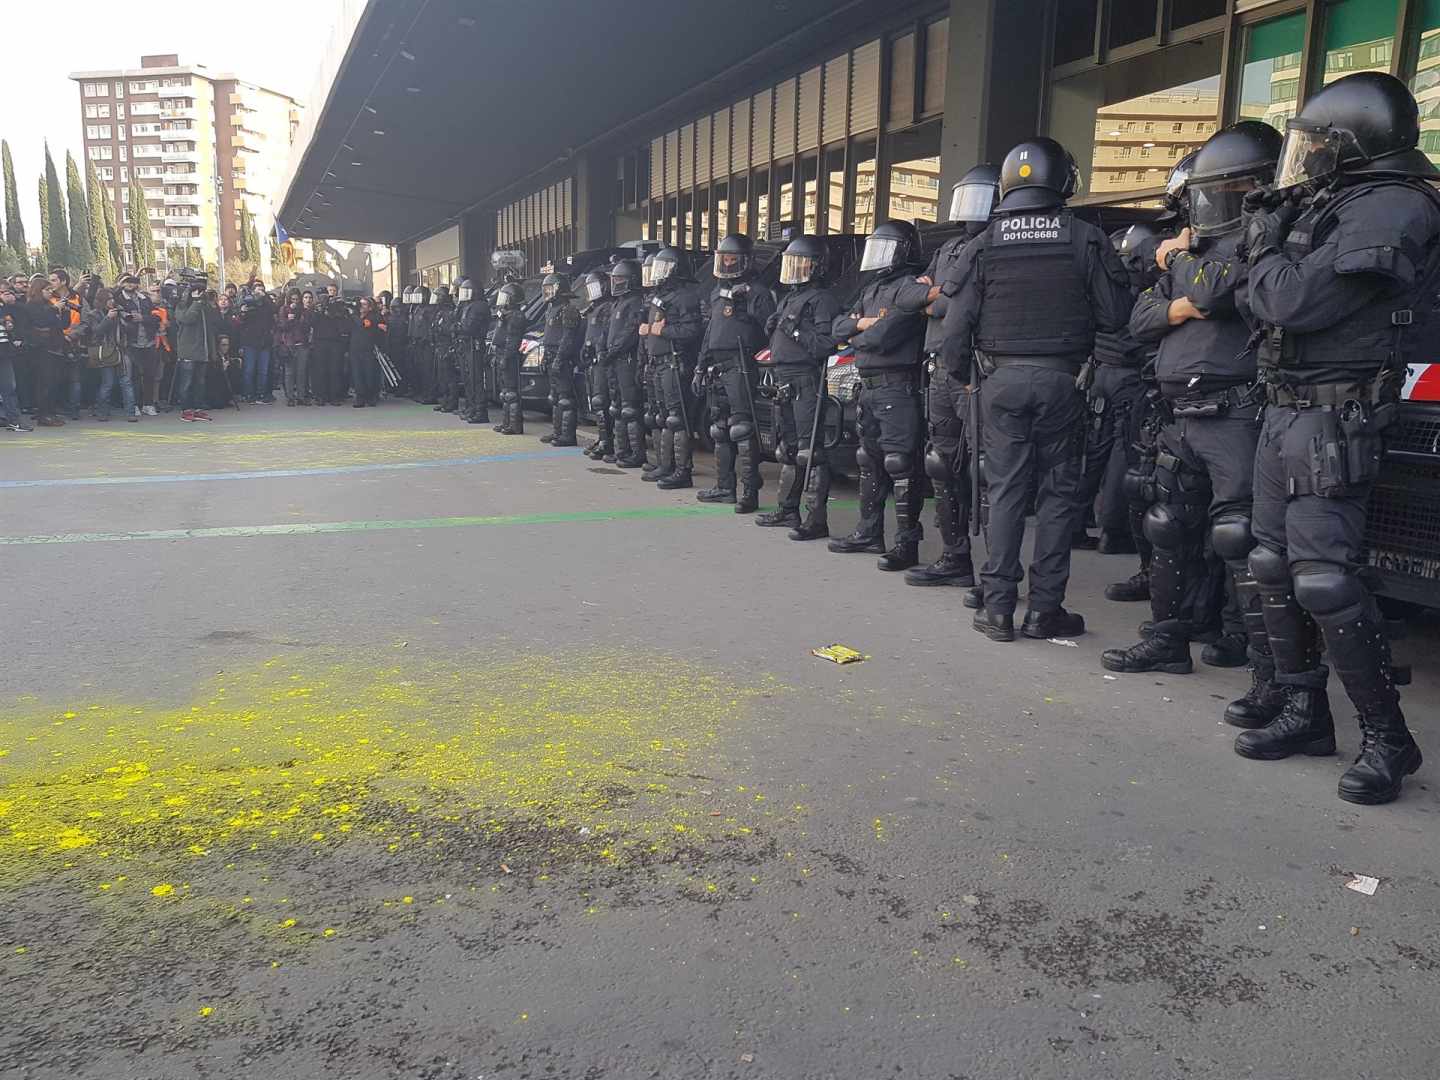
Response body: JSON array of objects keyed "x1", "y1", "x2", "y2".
[
  {"x1": 679, "y1": 124, "x2": 693, "y2": 189},
  {"x1": 665, "y1": 129, "x2": 679, "y2": 193},
  {"x1": 823, "y1": 54, "x2": 848, "y2": 144},
  {"x1": 697, "y1": 116, "x2": 712, "y2": 184},
  {"x1": 798, "y1": 66, "x2": 821, "y2": 153},
  {"x1": 734, "y1": 98, "x2": 752, "y2": 171},
  {"x1": 562, "y1": 177, "x2": 572, "y2": 227},
  {"x1": 888, "y1": 32, "x2": 916, "y2": 127},
  {"x1": 773, "y1": 79, "x2": 796, "y2": 160},
  {"x1": 750, "y1": 90, "x2": 771, "y2": 166},
  {"x1": 713, "y1": 108, "x2": 731, "y2": 179},
  {"x1": 650, "y1": 137, "x2": 664, "y2": 199},
  {"x1": 850, "y1": 39, "x2": 880, "y2": 133},
  {"x1": 922, "y1": 18, "x2": 948, "y2": 116}
]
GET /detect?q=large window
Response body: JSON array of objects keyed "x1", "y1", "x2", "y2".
[
  {"x1": 1413, "y1": 1, "x2": 1440, "y2": 166},
  {"x1": 884, "y1": 121, "x2": 941, "y2": 223},
  {"x1": 849, "y1": 139, "x2": 877, "y2": 235},
  {"x1": 1050, "y1": 33, "x2": 1221, "y2": 200},
  {"x1": 1320, "y1": 0, "x2": 1397, "y2": 85},
  {"x1": 1238, "y1": 12, "x2": 1307, "y2": 132}
]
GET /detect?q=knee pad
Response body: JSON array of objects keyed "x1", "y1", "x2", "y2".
[
  {"x1": 854, "y1": 444, "x2": 873, "y2": 471},
  {"x1": 590, "y1": 395, "x2": 606, "y2": 411},
  {"x1": 1141, "y1": 503, "x2": 1193, "y2": 551},
  {"x1": 710, "y1": 423, "x2": 729, "y2": 443},
  {"x1": 621, "y1": 406, "x2": 639, "y2": 422},
  {"x1": 501, "y1": 390, "x2": 518, "y2": 404},
  {"x1": 884, "y1": 451, "x2": 913, "y2": 478},
  {"x1": 608, "y1": 403, "x2": 621, "y2": 418},
  {"x1": 1292, "y1": 566, "x2": 1366, "y2": 620},
  {"x1": 1122, "y1": 465, "x2": 1152, "y2": 505},
  {"x1": 665, "y1": 413, "x2": 685, "y2": 431},
  {"x1": 775, "y1": 442, "x2": 797, "y2": 466},
  {"x1": 558, "y1": 397, "x2": 573, "y2": 410},
  {"x1": 1248, "y1": 544, "x2": 1290, "y2": 588},
  {"x1": 729, "y1": 421, "x2": 754, "y2": 442},
  {"x1": 923, "y1": 447, "x2": 951, "y2": 482},
  {"x1": 1210, "y1": 514, "x2": 1254, "y2": 563}
]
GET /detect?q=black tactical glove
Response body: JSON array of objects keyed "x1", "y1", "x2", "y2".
[{"x1": 764, "y1": 312, "x2": 779, "y2": 336}]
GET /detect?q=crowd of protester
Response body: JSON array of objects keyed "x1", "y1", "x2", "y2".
[{"x1": 0, "y1": 269, "x2": 399, "y2": 428}]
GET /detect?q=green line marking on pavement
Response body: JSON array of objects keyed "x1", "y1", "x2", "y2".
[{"x1": 0, "y1": 504, "x2": 726, "y2": 546}]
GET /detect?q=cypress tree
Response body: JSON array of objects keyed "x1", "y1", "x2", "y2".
[
  {"x1": 66, "y1": 152, "x2": 94, "y2": 273},
  {"x1": 128, "y1": 179, "x2": 156, "y2": 270},
  {"x1": 85, "y1": 157, "x2": 116, "y2": 280},
  {"x1": 43, "y1": 144, "x2": 71, "y2": 271},
  {"x1": 1, "y1": 141, "x2": 25, "y2": 271}
]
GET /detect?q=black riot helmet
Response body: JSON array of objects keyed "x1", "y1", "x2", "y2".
[
  {"x1": 1187, "y1": 121, "x2": 1283, "y2": 237},
  {"x1": 1111, "y1": 223, "x2": 1161, "y2": 279},
  {"x1": 455, "y1": 277, "x2": 475, "y2": 303},
  {"x1": 640, "y1": 253, "x2": 657, "y2": 289},
  {"x1": 859, "y1": 219, "x2": 921, "y2": 275},
  {"x1": 412, "y1": 285, "x2": 430, "y2": 306},
  {"x1": 494, "y1": 282, "x2": 525, "y2": 310},
  {"x1": 1275, "y1": 71, "x2": 1437, "y2": 190},
  {"x1": 582, "y1": 269, "x2": 611, "y2": 304},
  {"x1": 713, "y1": 233, "x2": 754, "y2": 281},
  {"x1": 998, "y1": 137, "x2": 1081, "y2": 212},
  {"x1": 542, "y1": 272, "x2": 572, "y2": 301},
  {"x1": 651, "y1": 246, "x2": 691, "y2": 286},
  {"x1": 1163, "y1": 150, "x2": 1199, "y2": 221},
  {"x1": 947, "y1": 163, "x2": 1001, "y2": 233},
  {"x1": 609, "y1": 258, "x2": 642, "y2": 296},
  {"x1": 431, "y1": 284, "x2": 452, "y2": 306},
  {"x1": 490, "y1": 249, "x2": 527, "y2": 284},
  {"x1": 778, "y1": 235, "x2": 828, "y2": 286}
]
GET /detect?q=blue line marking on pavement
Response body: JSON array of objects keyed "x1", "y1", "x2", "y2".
[{"x1": 0, "y1": 450, "x2": 571, "y2": 489}]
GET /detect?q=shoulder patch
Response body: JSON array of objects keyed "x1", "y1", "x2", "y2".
[{"x1": 994, "y1": 215, "x2": 1070, "y2": 244}]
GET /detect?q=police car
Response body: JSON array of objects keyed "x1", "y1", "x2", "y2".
[{"x1": 1365, "y1": 366, "x2": 1440, "y2": 608}]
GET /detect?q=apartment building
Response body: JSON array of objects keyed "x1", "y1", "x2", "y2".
[{"x1": 71, "y1": 54, "x2": 301, "y2": 276}]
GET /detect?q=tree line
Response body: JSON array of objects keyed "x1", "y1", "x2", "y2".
[{"x1": 0, "y1": 138, "x2": 272, "y2": 284}]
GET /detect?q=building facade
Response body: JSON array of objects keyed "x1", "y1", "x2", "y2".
[
  {"x1": 71, "y1": 54, "x2": 301, "y2": 277},
  {"x1": 276, "y1": 0, "x2": 1440, "y2": 290}
]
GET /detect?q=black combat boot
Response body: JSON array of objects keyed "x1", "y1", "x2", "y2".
[
  {"x1": 962, "y1": 585, "x2": 984, "y2": 610},
  {"x1": 904, "y1": 484, "x2": 972, "y2": 584},
  {"x1": 1233, "y1": 675, "x2": 1335, "y2": 761},
  {"x1": 789, "y1": 462, "x2": 830, "y2": 541},
  {"x1": 1323, "y1": 602, "x2": 1423, "y2": 805},
  {"x1": 972, "y1": 606, "x2": 1016, "y2": 642},
  {"x1": 1225, "y1": 652, "x2": 1288, "y2": 729},
  {"x1": 658, "y1": 428, "x2": 692, "y2": 489},
  {"x1": 643, "y1": 422, "x2": 674, "y2": 482},
  {"x1": 734, "y1": 437, "x2": 761, "y2": 513},
  {"x1": 829, "y1": 463, "x2": 885, "y2": 553},
  {"x1": 698, "y1": 438, "x2": 735, "y2": 502},
  {"x1": 735, "y1": 485, "x2": 760, "y2": 514},
  {"x1": 1022, "y1": 607, "x2": 1086, "y2": 639},
  {"x1": 757, "y1": 464, "x2": 803, "y2": 527},
  {"x1": 1201, "y1": 632, "x2": 1248, "y2": 668},
  {"x1": 878, "y1": 481, "x2": 921, "y2": 569},
  {"x1": 1105, "y1": 569, "x2": 1151, "y2": 602},
  {"x1": 1102, "y1": 619, "x2": 1192, "y2": 673},
  {"x1": 696, "y1": 486, "x2": 735, "y2": 503},
  {"x1": 1098, "y1": 530, "x2": 1137, "y2": 555}
]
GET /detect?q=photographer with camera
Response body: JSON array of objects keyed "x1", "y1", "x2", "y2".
[
  {"x1": 279, "y1": 291, "x2": 313, "y2": 405},
  {"x1": 114, "y1": 274, "x2": 162, "y2": 419},
  {"x1": 48, "y1": 269, "x2": 86, "y2": 421},
  {"x1": 173, "y1": 274, "x2": 221, "y2": 422},
  {"x1": 310, "y1": 291, "x2": 347, "y2": 405},
  {"x1": 0, "y1": 280, "x2": 32, "y2": 431},
  {"x1": 80, "y1": 287, "x2": 139, "y2": 422},
  {"x1": 349, "y1": 297, "x2": 387, "y2": 408},
  {"x1": 235, "y1": 280, "x2": 276, "y2": 404}
]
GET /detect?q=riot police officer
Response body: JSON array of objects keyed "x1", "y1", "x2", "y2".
[
  {"x1": 942, "y1": 137, "x2": 1132, "y2": 641},
  {"x1": 602, "y1": 258, "x2": 647, "y2": 466},
  {"x1": 456, "y1": 277, "x2": 492, "y2": 423},
  {"x1": 1100, "y1": 121, "x2": 1280, "y2": 679},
  {"x1": 491, "y1": 281, "x2": 529, "y2": 435},
  {"x1": 581, "y1": 270, "x2": 615, "y2": 460},
  {"x1": 696, "y1": 234, "x2": 777, "y2": 511},
  {"x1": 1237, "y1": 72, "x2": 1439, "y2": 805},
  {"x1": 640, "y1": 246, "x2": 704, "y2": 488},
  {"x1": 430, "y1": 285, "x2": 460, "y2": 413},
  {"x1": 900, "y1": 165, "x2": 1000, "y2": 583},
  {"x1": 637, "y1": 252, "x2": 663, "y2": 474},
  {"x1": 406, "y1": 285, "x2": 434, "y2": 403},
  {"x1": 754, "y1": 235, "x2": 841, "y2": 533},
  {"x1": 539, "y1": 273, "x2": 584, "y2": 446},
  {"x1": 830, "y1": 220, "x2": 929, "y2": 569}
]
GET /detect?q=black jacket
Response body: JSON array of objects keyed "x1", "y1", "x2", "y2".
[
  {"x1": 834, "y1": 271, "x2": 928, "y2": 373},
  {"x1": 702, "y1": 280, "x2": 775, "y2": 361},
  {"x1": 643, "y1": 282, "x2": 704, "y2": 363},
  {"x1": 766, "y1": 283, "x2": 841, "y2": 369}
]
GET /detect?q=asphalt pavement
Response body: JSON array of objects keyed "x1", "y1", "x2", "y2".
[{"x1": 2, "y1": 402, "x2": 1438, "y2": 1080}]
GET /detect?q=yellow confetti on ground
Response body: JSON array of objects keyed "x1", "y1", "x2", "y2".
[{"x1": 151, "y1": 883, "x2": 174, "y2": 897}]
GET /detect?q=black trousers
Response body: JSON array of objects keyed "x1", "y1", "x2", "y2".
[
  {"x1": 351, "y1": 348, "x2": 380, "y2": 404},
  {"x1": 856, "y1": 371, "x2": 925, "y2": 545},
  {"x1": 312, "y1": 340, "x2": 344, "y2": 403},
  {"x1": 980, "y1": 362, "x2": 1085, "y2": 616},
  {"x1": 925, "y1": 366, "x2": 974, "y2": 558},
  {"x1": 1079, "y1": 363, "x2": 1144, "y2": 537}
]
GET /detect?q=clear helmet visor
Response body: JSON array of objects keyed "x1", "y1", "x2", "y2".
[
  {"x1": 713, "y1": 252, "x2": 749, "y2": 280},
  {"x1": 948, "y1": 182, "x2": 996, "y2": 224},
  {"x1": 495, "y1": 292, "x2": 512, "y2": 309},
  {"x1": 542, "y1": 283, "x2": 558, "y2": 300},
  {"x1": 585, "y1": 279, "x2": 605, "y2": 302},
  {"x1": 1188, "y1": 177, "x2": 1258, "y2": 237},
  {"x1": 640, "y1": 263, "x2": 655, "y2": 288},
  {"x1": 456, "y1": 285, "x2": 473, "y2": 302},
  {"x1": 609, "y1": 272, "x2": 631, "y2": 294},
  {"x1": 779, "y1": 253, "x2": 819, "y2": 285},
  {"x1": 428, "y1": 291, "x2": 441, "y2": 304},
  {"x1": 1275, "y1": 125, "x2": 1341, "y2": 190},
  {"x1": 859, "y1": 236, "x2": 900, "y2": 272},
  {"x1": 651, "y1": 258, "x2": 677, "y2": 285}
]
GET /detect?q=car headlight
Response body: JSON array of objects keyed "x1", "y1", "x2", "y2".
[{"x1": 522, "y1": 344, "x2": 545, "y2": 369}]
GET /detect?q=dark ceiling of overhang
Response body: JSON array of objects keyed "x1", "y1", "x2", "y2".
[{"x1": 282, "y1": 0, "x2": 900, "y2": 245}]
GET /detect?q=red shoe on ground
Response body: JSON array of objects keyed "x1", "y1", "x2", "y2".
[
  {"x1": 192, "y1": 410, "x2": 212, "y2": 421},
  {"x1": 180, "y1": 410, "x2": 196, "y2": 422}
]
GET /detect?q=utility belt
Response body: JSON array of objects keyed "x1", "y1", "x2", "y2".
[
  {"x1": 859, "y1": 367, "x2": 920, "y2": 390},
  {"x1": 986, "y1": 354, "x2": 1082, "y2": 376},
  {"x1": 1161, "y1": 381, "x2": 1258, "y2": 418},
  {"x1": 1265, "y1": 381, "x2": 1379, "y2": 408}
]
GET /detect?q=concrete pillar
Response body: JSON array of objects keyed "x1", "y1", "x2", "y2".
[
  {"x1": 937, "y1": 0, "x2": 1050, "y2": 205},
  {"x1": 573, "y1": 150, "x2": 615, "y2": 252},
  {"x1": 459, "y1": 208, "x2": 492, "y2": 281}
]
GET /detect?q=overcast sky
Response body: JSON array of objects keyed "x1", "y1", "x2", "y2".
[{"x1": 4, "y1": 2, "x2": 341, "y2": 242}]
